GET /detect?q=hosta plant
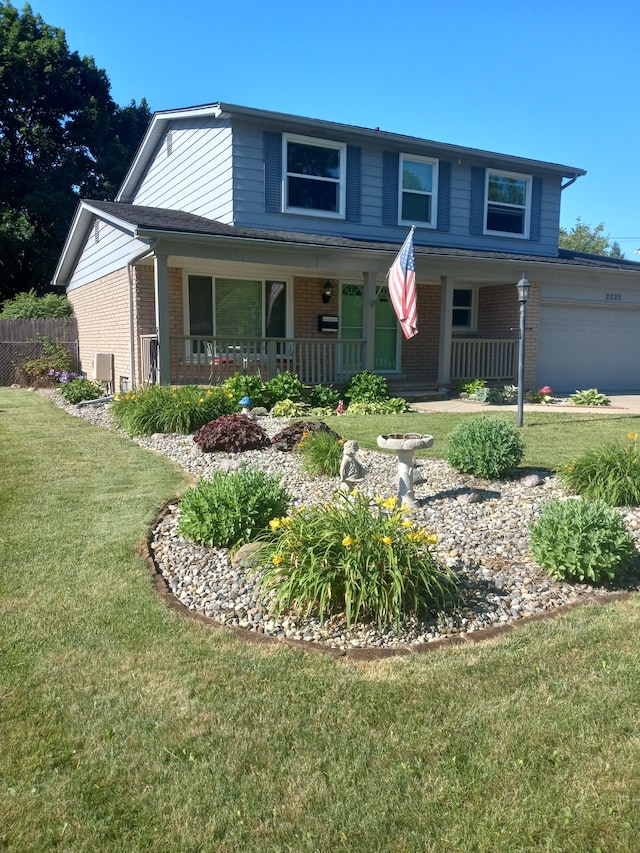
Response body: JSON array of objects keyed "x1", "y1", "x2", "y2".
[
  {"x1": 561, "y1": 433, "x2": 640, "y2": 507},
  {"x1": 307, "y1": 383, "x2": 340, "y2": 409},
  {"x1": 193, "y1": 413, "x2": 270, "y2": 453},
  {"x1": 178, "y1": 468, "x2": 290, "y2": 549},
  {"x1": 529, "y1": 497, "x2": 637, "y2": 583},
  {"x1": 111, "y1": 385, "x2": 236, "y2": 436},
  {"x1": 222, "y1": 372, "x2": 267, "y2": 409},
  {"x1": 57, "y1": 378, "x2": 103, "y2": 404},
  {"x1": 271, "y1": 398, "x2": 309, "y2": 418},
  {"x1": 265, "y1": 371, "x2": 305, "y2": 404},
  {"x1": 271, "y1": 420, "x2": 341, "y2": 452},
  {"x1": 253, "y1": 492, "x2": 460, "y2": 628},
  {"x1": 342, "y1": 397, "x2": 414, "y2": 415},
  {"x1": 568, "y1": 388, "x2": 611, "y2": 406},
  {"x1": 343, "y1": 370, "x2": 390, "y2": 403},
  {"x1": 446, "y1": 416, "x2": 524, "y2": 479}
]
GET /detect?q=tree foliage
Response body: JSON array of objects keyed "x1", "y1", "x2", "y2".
[
  {"x1": 559, "y1": 217, "x2": 624, "y2": 258},
  {"x1": 0, "y1": 288, "x2": 73, "y2": 317},
  {"x1": 0, "y1": 2, "x2": 150, "y2": 301}
]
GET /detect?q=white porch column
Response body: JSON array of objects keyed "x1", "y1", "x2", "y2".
[
  {"x1": 362, "y1": 271, "x2": 378, "y2": 371},
  {"x1": 437, "y1": 275, "x2": 453, "y2": 385},
  {"x1": 154, "y1": 253, "x2": 171, "y2": 385}
]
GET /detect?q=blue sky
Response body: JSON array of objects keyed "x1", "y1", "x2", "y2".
[{"x1": 29, "y1": 0, "x2": 640, "y2": 257}]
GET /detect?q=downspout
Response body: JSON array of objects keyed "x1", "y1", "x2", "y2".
[{"x1": 127, "y1": 244, "x2": 156, "y2": 389}]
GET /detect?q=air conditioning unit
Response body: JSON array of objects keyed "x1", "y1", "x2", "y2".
[{"x1": 93, "y1": 352, "x2": 114, "y2": 383}]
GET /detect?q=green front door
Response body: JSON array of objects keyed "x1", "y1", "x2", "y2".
[{"x1": 340, "y1": 283, "x2": 398, "y2": 373}]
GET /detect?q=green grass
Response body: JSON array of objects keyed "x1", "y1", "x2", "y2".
[
  {"x1": 334, "y1": 409, "x2": 640, "y2": 471},
  {"x1": 1, "y1": 388, "x2": 640, "y2": 852}
]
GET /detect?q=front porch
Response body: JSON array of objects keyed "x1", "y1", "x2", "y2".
[{"x1": 141, "y1": 334, "x2": 518, "y2": 388}]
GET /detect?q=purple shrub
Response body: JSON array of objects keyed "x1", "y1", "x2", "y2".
[{"x1": 193, "y1": 414, "x2": 270, "y2": 453}]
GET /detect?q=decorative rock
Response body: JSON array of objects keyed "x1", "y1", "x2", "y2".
[
  {"x1": 520, "y1": 474, "x2": 545, "y2": 488},
  {"x1": 219, "y1": 458, "x2": 243, "y2": 473},
  {"x1": 456, "y1": 490, "x2": 483, "y2": 505},
  {"x1": 231, "y1": 541, "x2": 264, "y2": 568}
]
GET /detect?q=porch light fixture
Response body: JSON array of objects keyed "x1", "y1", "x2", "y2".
[
  {"x1": 322, "y1": 282, "x2": 333, "y2": 303},
  {"x1": 516, "y1": 274, "x2": 530, "y2": 428}
]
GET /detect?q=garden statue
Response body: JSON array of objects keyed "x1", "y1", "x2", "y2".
[{"x1": 339, "y1": 440, "x2": 365, "y2": 492}]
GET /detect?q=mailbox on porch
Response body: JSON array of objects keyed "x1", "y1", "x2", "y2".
[{"x1": 318, "y1": 315, "x2": 339, "y2": 332}]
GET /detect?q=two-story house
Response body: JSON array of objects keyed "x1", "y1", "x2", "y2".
[{"x1": 53, "y1": 102, "x2": 640, "y2": 393}]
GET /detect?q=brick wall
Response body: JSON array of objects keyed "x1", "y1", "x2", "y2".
[
  {"x1": 293, "y1": 276, "x2": 337, "y2": 336},
  {"x1": 67, "y1": 270, "x2": 131, "y2": 389},
  {"x1": 400, "y1": 283, "x2": 440, "y2": 381}
]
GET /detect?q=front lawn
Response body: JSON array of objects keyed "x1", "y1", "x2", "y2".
[{"x1": 1, "y1": 389, "x2": 639, "y2": 852}]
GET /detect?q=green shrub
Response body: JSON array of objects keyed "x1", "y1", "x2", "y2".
[
  {"x1": 265, "y1": 371, "x2": 304, "y2": 404},
  {"x1": 446, "y1": 416, "x2": 525, "y2": 479},
  {"x1": 178, "y1": 468, "x2": 290, "y2": 549},
  {"x1": 18, "y1": 337, "x2": 73, "y2": 385},
  {"x1": 57, "y1": 378, "x2": 103, "y2": 404},
  {"x1": 297, "y1": 429, "x2": 343, "y2": 477},
  {"x1": 529, "y1": 497, "x2": 637, "y2": 583},
  {"x1": 110, "y1": 385, "x2": 235, "y2": 436},
  {"x1": 468, "y1": 386, "x2": 504, "y2": 404},
  {"x1": 222, "y1": 372, "x2": 267, "y2": 408},
  {"x1": 252, "y1": 492, "x2": 460, "y2": 628},
  {"x1": 193, "y1": 413, "x2": 270, "y2": 453},
  {"x1": 1, "y1": 289, "x2": 74, "y2": 318},
  {"x1": 307, "y1": 383, "x2": 340, "y2": 409},
  {"x1": 343, "y1": 398, "x2": 414, "y2": 415},
  {"x1": 561, "y1": 434, "x2": 640, "y2": 507},
  {"x1": 271, "y1": 420, "x2": 341, "y2": 452},
  {"x1": 568, "y1": 388, "x2": 611, "y2": 406},
  {"x1": 343, "y1": 370, "x2": 390, "y2": 403},
  {"x1": 271, "y1": 398, "x2": 309, "y2": 418},
  {"x1": 458, "y1": 378, "x2": 486, "y2": 396}
]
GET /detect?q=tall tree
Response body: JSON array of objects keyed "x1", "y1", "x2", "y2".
[
  {"x1": 0, "y1": 2, "x2": 150, "y2": 300},
  {"x1": 559, "y1": 217, "x2": 624, "y2": 258}
]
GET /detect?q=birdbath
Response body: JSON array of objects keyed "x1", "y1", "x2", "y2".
[{"x1": 376, "y1": 433, "x2": 434, "y2": 508}]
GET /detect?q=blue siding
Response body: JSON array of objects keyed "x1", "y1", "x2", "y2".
[{"x1": 230, "y1": 119, "x2": 563, "y2": 257}]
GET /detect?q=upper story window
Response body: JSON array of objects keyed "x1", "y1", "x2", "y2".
[
  {"x1": 484, "y1": 170, "x2": 531, "y2": 238},
  {"x1": 399, "y1": 154, "x2": 438, "y2": 227},
  {"x1": 283, "y1": 134, "x2": 346, "y2": 218}
]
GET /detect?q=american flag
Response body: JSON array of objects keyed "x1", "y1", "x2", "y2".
[{"x1": 387, "y1": 227, "x2": 418, "y2": 339}]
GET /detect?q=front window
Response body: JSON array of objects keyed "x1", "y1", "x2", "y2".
[
  {"x1": 186, "y1": 276, "x2": 288, "y2": 353},
  {"x1": 399, "y1": 154, "x2": 438, "y2": 226},
  {"x1": 284, "y1": 134, "x2": 346, "y2": 217},
  {"x1": 452, "y1": 288, "x2": 475, "y2": 330},
  {"x1": 484, "y1": 170, "x2": 531, "y2": 237}
]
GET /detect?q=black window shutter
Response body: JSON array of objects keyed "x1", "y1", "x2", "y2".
[
  {"x1": 469, "y1": 166, "x2": 485, "y2": 235},
  {"x1": 529, "y1": 176, "x2": 542, "y2": 241},
  {"x1": 263, "y1": 131, "x2": 282, "y2": 213},
  {"x1": 345, "y1": 145, "x2": 361, "y2": 222},
  {"x1": 436, "y1": 161, "x2": 451, "y2": 232},
  {"x1": 382, "y1": 151, "x2": 399, "y2": 226}
]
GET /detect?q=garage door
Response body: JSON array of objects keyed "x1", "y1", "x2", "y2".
[{"x1": 536, "y1": 303, "x2": 640, "y2": 392}]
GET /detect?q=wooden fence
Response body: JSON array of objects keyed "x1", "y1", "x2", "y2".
[{"x1": 0, "y1": 318, "x2": 79, "y2": 385}]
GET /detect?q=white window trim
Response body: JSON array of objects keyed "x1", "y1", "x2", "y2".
[
  {"x1": 282, "y1": 133, "x2": 346, "y2": 219},
  {"x1": 483, "y1": 169, "x2": 532, "y2": 239},
  {"x1": 398, "y1": 153, "x2": 439, "y2": 228},
  {"x1": 451, "y1": 287, "x2": 478, "y2": 333}
]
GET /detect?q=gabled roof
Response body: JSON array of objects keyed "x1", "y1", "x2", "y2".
[
  {"x1": 116, "y1": 102, "x2": 587, "y2": 203},
  {"x1": 53, "y1": 200, "x2": 640, "y2": 287}
]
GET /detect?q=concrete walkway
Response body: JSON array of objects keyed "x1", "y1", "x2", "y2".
[{"x1": 412, "y1": 394, "x2": 640, "y2": 416}]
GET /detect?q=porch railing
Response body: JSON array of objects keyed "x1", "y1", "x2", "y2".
[
  {"x1": 167, "y1": 336, "x2": 366, "y2": 386},
  {"x1": 450, "y1": 338, "x2": 517, "y2": 382}
]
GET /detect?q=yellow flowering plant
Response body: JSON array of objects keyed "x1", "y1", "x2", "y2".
[
  {"x1": 110, "y1": 384, "x2": 236, "y2": 436},
  {"x1": 561, "y1": 433, "x2": 640, "y2": 507},
  {"x1": 252, "y1": 491, "x2": 459, "y2": 628}
]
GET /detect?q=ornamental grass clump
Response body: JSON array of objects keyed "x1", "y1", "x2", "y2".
[
  {"x1": 193, "y1": 413, "x2": 270, "y2": 453},
  {"x1": 446, "y1": 416, "x2": 524, "y2": 479},
  {"x1": 178, "y1": 468, "x2": 290, "y2": 549},
  {"x1": 110, "y1": 385, "x2": 235, "y2": 436},
  {"x1": 253, "y1": 492, "x2": 460, "y2": 628},
  {"x1": 529, "y1": 497, "x2": 637, "y2": 583},
  {"x1": 561, "y1": 433, "x2": 640, "y2": 507},
  {"x1": 297, "y1": 429, "x2": 343, "y2": 477}
]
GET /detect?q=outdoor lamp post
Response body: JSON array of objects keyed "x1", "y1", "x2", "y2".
[{"x1": 516, "y1": 275, "x2": 530, "y2": 428}]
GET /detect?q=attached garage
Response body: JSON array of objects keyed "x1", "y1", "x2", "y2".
[{"x1": 536, "y1": 301, "x2": 640, "y2": 392}]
